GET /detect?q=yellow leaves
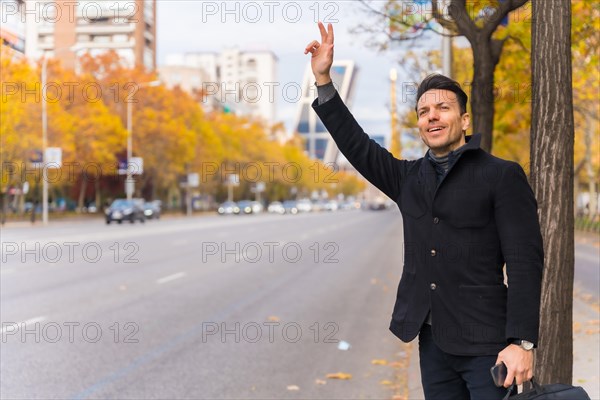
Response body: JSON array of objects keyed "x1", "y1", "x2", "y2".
[
  {"x1": 371, "y1": 359, "x2": 388, "y2": 365},
  {"x1": 325, "y1": 372, "x2": 352, "y2": 380},
  {"x1": 1, "y1": 49, "x2": 364, "y2": 201}
]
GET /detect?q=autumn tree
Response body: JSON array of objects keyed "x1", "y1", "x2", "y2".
[
  {"x1": 357, "y1": 0, "x2": 530, "y2": 152},
  {"x1": 530, "y1": 0, "x2": 574, "y2": 384}
]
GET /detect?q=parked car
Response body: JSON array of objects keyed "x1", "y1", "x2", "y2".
[
  {"x1": 311, "y1": 200, "x2": 326, "y2": 212},
  {"x1": 324, "y1": 200, "x2": 339, "y2": 212},
  {"x1": 105, "y1": 198, "x2": 145, "y2": 224},
  {"x1": 296, "y1": 198, "x2": 313, "y2": 213},
  {"x1": 267, "y1": 201, "x2": 285, "y2": 215},
  {"x1": 217, "y1": 201, "x2": 239, "y2": 215},
  {"x1": 144, "y1": 200, "x2": 161, "y2": 219},
  {"x1": 282, "y1": 200, "x2": 299, "y2": 215},
  {"x1": 237, "y1": 200, "x2": 254, "y2": 215},
  {"x1": 250, "y1": 201, "x2": 264, "y2": 214}
]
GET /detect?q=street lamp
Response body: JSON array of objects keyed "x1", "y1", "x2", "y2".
[
  {"x1": 41, "y1": 45, "x2": 82, "y2": 225},
  {"x1": 125, "y1": 80, "x2": 160, "y2": 200}
]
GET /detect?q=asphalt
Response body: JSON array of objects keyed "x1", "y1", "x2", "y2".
[{"x1": 2, "y1": 215, "x2": 598, "y2": 400}]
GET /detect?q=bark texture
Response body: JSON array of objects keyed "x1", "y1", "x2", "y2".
[{"x1": 530, "y1": 0, "x2": 574, "y2": 385}]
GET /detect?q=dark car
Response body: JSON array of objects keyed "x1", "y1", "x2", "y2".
[
  {"x1": 144, "y1": 200, "x2": 161, "y2": 220},
  {"x1": 105, "y1": 199, "x2": 146, "y2": 224}
]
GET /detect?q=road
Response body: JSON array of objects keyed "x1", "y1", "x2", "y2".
[
  {"x1": 1, "y1": 210, "x2": 408, "y2": 399},
  {"x1": 1, "y1": 210, "x2": 598, "y2": 399}
]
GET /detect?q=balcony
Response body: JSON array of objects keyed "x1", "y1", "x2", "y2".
[{"x1": 76, "y1": 23, "x2": 135, "y2": 35}]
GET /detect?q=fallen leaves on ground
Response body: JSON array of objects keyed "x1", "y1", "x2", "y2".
[
  {"x1": 371, "y1": 359, "x2": 388, "y2": 365},
  {"x1": 326, "y1": 372, "x2": 352, "y2": 380}
]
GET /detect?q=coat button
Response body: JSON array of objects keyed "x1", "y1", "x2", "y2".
[
  {"x1": 433, "y1": 217, "x2": 440, "y2": 224},
  {"x1": 430, "y1": 249, "x2": 437, "y2": 257},
  {"x1": 430, "y1": 283, "x2": 437, "y2": 290}
]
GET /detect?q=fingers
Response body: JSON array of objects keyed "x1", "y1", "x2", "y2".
[
  {"x1": 305, "y1": 22, "x2": 334, "y2": 55},
  {"x1": 304, "y1": 40, "x2": 320, "y2": 54},
  {"x1": 504, "y1": 369, "x2": 515, "y2": 388},
  {"x1": 318, "y1": 21, "x2": 328, "y2": 43},
  {"x1": 318, "y1": 21, "x2": 334, "y2": 44},
  {"x1": 504, "y1": 365, "x2": 531, "y2": 387}
]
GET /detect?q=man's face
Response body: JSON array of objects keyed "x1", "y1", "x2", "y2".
[{"x1": 416, "y1": 89, "x2": 470, "y2": 157}]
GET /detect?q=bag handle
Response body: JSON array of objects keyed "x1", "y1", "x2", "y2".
[{"x1": 502, "y1": 377, "x2": 540, "y2": 400}]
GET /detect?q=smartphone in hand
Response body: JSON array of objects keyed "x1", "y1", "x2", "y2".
[{"x1": 490, "y1": 362, "x2": 508, "y2": 387}]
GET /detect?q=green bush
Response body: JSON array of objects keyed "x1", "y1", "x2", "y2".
[{"x1": 575, "y1": 216, "x2": 600, "y2": 233}]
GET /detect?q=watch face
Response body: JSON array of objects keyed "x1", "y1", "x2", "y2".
[{"x1": 522, "y1": 340, "x2": 534, "y2": 350}]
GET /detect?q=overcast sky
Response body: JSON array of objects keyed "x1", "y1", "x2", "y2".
[{"x1": 156, "y1": 1, "x2": 443, "y2": 137}]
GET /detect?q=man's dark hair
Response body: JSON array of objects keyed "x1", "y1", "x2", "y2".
[{"x1": 415, "y1": 74, "x2": 468, "y2": 115}]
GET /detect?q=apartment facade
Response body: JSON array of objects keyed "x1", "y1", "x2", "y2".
[
  {"x1": 23, "y1": 0, "x2": 156, "y2": 70},
  {"x1": 163, "y1": 49, "x2": 278, "y2": 124},
  {"x1": 1, "y1": 0, "x2": 27, "y2": 56}
]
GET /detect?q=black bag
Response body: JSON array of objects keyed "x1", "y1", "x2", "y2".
[{"x1": 502, "y1": 377, "x2": 591, "y2": 400}]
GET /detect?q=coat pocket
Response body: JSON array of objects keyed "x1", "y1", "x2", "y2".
[{"x1": 459, "y1": 284, "x2": 507, "y2": 344}]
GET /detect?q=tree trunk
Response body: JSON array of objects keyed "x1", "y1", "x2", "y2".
[
  {"x1": 95, "y1": 178, "x2": 101, "y2": 212},
  {"x1": 530, "y1": 0, "x2": 574, "y2": 385},
  {"x1": 78, "y1": 172, "x2": 87, "y2": 212},
  {"x1": 584, "y1": 113, "x2": 598, "y2": 217},
  {"x1": 470, "y1": 42, "x2": 496, "y2": 153}
]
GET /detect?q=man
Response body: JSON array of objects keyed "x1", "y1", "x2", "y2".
[{"x1": 304, "y1": 22, "x2": 543, "y2": 399}]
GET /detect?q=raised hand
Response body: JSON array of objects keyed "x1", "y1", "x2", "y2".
[{"x1": 304, "y1": 21, "x2": 334, "y2": 85}]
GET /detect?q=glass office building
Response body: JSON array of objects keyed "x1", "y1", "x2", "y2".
[{"x1": 294, "y1": 60, "x2": 358, "y2": 164}]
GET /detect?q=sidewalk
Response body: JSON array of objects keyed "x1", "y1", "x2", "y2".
[{"x1": 405, "y1": 292, "x2": 600, "y2": 400}]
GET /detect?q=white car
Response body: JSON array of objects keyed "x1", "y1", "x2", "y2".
[
  {"x1": 267, "y1": 201, "x2": 285, "y2": 214},
  {"x1": 296, "y1": 199, "x2": 313, "y2": 213}
]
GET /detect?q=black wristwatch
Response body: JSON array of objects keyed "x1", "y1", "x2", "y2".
[{"x1": 511, "y1": 339, "x2": 534, "y2": 351}]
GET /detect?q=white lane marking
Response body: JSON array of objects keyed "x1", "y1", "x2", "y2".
[
  {"x1": 1, "y1": 316, "x2": 46, "y2": 334},
  {"x1": 156, "y1": 272, "x2": 186, "y2": 285}
]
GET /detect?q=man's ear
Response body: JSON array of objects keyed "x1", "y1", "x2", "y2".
[{"x1": 461, "y1": 113, "x2": 470, "y2": 132}]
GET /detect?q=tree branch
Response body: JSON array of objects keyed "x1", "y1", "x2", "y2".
[
  {"x1": 482, "y1": 0, "x2": 530, "y2": 38},
  {"x1": 490, "y1": 37, "x2": 507, "y2": 66},
  {"x1": 432, "y1": 0, "x2": 458, "y2": 32},
  {"x1": 449, "y1": 0, "x2": 478, "y2": 43}
]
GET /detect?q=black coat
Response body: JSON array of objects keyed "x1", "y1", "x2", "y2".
[{"x1": 313, "y1": 93, "x2": 543, "y2": 356}]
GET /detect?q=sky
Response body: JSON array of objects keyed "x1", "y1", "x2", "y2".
[{"x1": 155, "y1": 1, "x2": 442, "y2": 139}]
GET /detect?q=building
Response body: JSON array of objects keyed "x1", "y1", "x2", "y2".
[
  {"x1": 294, "y1": 60, "x2": 358, "y2": 164},
  {"x1": 158, "y1": 64, "x2": 210, "y2": 97},
  {"x1": 24, "y1": 0, "x2": 156, "y2": 70},
  {"x1": 1, "y1": 0, "x2": 27, "y2": 56},
  {"x1": 163, "y1": 48, "x2": 278, "y2": 124}
]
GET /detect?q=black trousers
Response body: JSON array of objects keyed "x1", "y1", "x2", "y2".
[{"x1": 419, "y1": 324, "x2": 509, "y2": 400}]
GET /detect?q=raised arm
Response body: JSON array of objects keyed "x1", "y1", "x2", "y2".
[{"x1": 304, "y1": 23, "x2": 411, "y2": 201}]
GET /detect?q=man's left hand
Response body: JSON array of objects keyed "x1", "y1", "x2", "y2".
[{"x1": 495, "y1": 345, "x2": 534, "y2": 387}]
